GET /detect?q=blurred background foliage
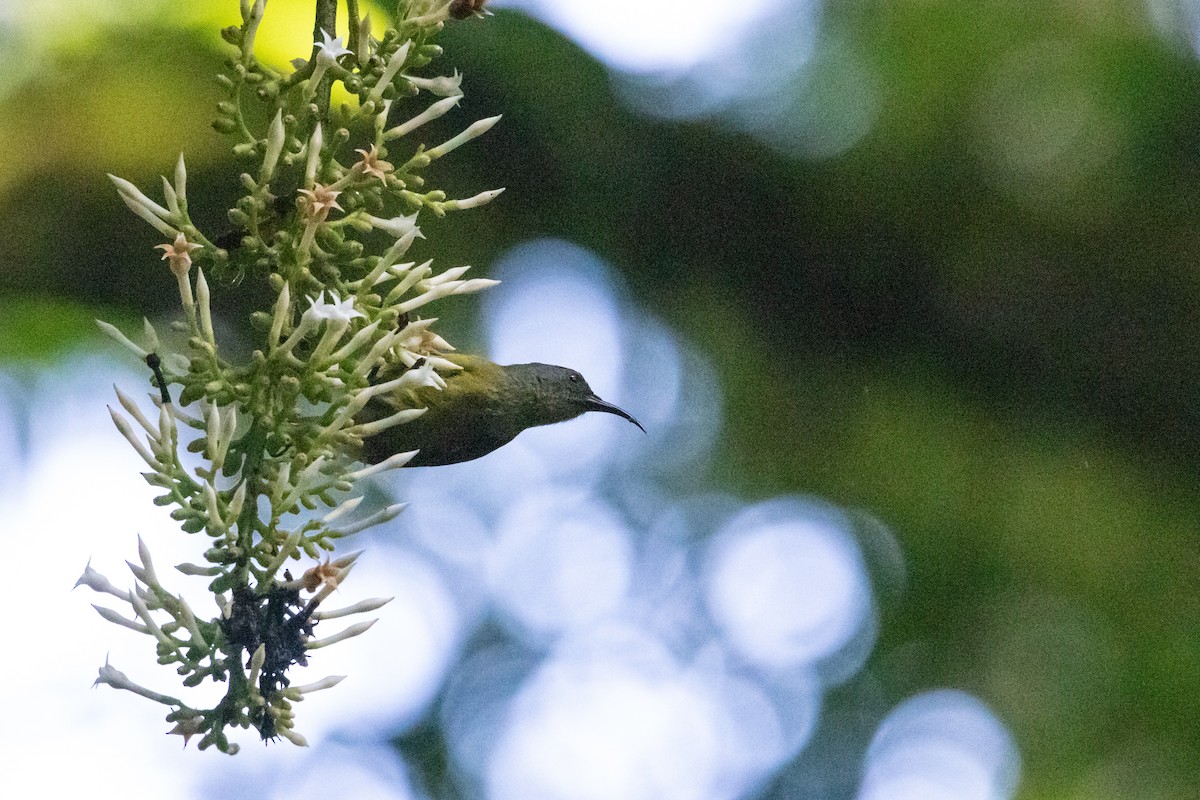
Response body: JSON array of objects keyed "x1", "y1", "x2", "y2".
[{"x1": 4, "y1": 0, "x2": 1200, "y2": 798}]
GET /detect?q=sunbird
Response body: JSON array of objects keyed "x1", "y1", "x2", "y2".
[{"x1": 358, "y1": 353, "x2": 644, "y2": 467}]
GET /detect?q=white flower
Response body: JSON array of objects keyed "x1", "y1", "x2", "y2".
[
  {"x1": 403, "y1": 358, "x2": 443, "y2": 389},
  {"x1": 94, "y1": 657, "x2": 133, "y2": 690},
  {"x1": 74, "y1": 561, "x2": 123, "y2": 596},
  {"x1": 304, "y1": 291, "x2": 365, "y2": 324},
  {"x1": 362, "y1": 212, "x2": 423, "y2": 239},
  {"x1": 408, "y1": 70, "x2": 464, "y2": 97},
  {"x1": 314, "y1": 29, "x2": 352, "y2": 66}
]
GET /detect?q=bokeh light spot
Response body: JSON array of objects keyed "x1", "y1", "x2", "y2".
[
  {"x1": 858, "y1": 690, "x2": 1021, "y2": 800},
  {"x1": 502, "y1": 0, "x2": 788, "y2": 74},
  {"x1": 264, "y1": 742, "x2": 415, "y2": 800},
  {"x1": 975, "y1": 40, "x2": 1123, "y2": 197},
  {"x1": 487, "y1": 625, "x2": 723, "y2": 800},
  {"x1": 705, "y1": 500, "x2": 872, "y2": 670},
  {"x1": 488, "y1": 492, "x2": 633, "y2": 638}
]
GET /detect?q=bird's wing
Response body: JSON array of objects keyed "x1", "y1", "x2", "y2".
[{"x1": 359, "y1": 355, "x2": 516, "y2": 465}]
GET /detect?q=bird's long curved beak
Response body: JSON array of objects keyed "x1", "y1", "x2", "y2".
[{"x1": 585, "y1": 396, "x2": 645, "y2": 432}]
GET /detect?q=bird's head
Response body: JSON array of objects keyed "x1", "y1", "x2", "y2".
[{"x1": 512, "y1": 363, "x2": 645, "y2": 431}]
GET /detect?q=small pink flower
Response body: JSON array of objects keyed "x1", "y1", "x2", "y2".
[
  {"x1": 297, "y1": 183, "x2": 343, "y2": 223},
  {"x1": 155, "y1": 233, "x2": 202, "y2": 278},
  {"x1": 354, "y1": 144, "x2": 394, "y2": 183}
]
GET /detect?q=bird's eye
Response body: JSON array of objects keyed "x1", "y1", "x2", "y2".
[{"x1": 569, "y1": 373, "x2": 580, "y2": 383}]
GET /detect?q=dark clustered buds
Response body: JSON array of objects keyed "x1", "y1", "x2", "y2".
[
  {"x1": 449, "y1": 0, "x2": 488, "y2": 20},
  {"x1": 220, "y1": 585, "x2": 315, "y2": 740}
]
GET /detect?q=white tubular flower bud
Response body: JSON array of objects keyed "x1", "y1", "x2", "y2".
[
  {"x1": 136, "y1": 535, "x2": 160, "y2": 586},
  {"x1": 125, "y1": 560, "x2": 150, "y2": 586},
  {"x1": 96, "y1": 320, "x2": 149, "y2": 359},
  {"x1": 354, "y1": 360, "x2": 441, "y2": 405},
  {"x1": 322, "y1": 495, "x2": 364, "y2": 523},
  {"x1": 347, "y1": 450, "x2": 419, "y2": 480},
  {"x1": 108, "y1": 406, "x2": 161, "y2": 470},
  {"x1": 175, "y1": 562, "x2": 224, "y2": 576},
  {"x1": 361, "y1": 229, "x2": 421, "y2": 287},
  {"x1": 290, "y1": 675, "x2": 347, "y2": 694},
  {"x1": 383, "y1": 260, "x2": 433, "y2": 306},
  {"x1": 331, "y1": 550, "x2": 364, "y2": 569},
  {"x1": 332, "y1": 502, "x2": 408, "y2": 536},
  {"x1": 455, "y1": 278, "x2": 502, "y2": 295},
  {"x1": 395, "y1": 277, "x2": 499, "y2": 314},
  {"x1": 384, "y1": 94, "x2": 462, "y2": 140},
  {"x1": 177, "y1": 596, "x2": 209, "y2": 649},
  {"x1": 308, "y1": 317, "x2": 351, "y2": 365},
  {"x1": 108, "y1": 174, "x2": 173, "y2": 220},
  {"x1": 203, "y1": 481, "x2": 222, "y2": 526},
  {"x1": 348, "y1": 328, "x2": 403, "y2": 380},
  {"x1": 205, "y1": 402, "x2": 223, "y2": 463},
  {"x1": 114, "y1": 385, "x2": 159, "y2": 442},
  {"x1": 311, "y1": 597, "x2": 393, "y2": 620},
  {"x1": 261, "y1": 110, "x2": 286, "y2": 182},
  {"x1": 307, "y1": 619, "x2": 378, "y2": 649},
  {"x1": 161, "y1": 175, "x2": 179, "y2": 216},
  {"x1": 142, "y1": 317, "x2": 162, "y2": 351},
  {"x1": 174, "y1": 152, "x2": 188, "y2": 205},
  {"x1": 269, "y1": 281, "x2": 292, "y2": 346},
  {"x1": 261, "y1": 528, "x2": 303, "y2": 581},
  {"x1": 129, "y1": 591, "x2": 175, "y2": 650},
  {"x1": 278, "y1": 728, "x2": 309, "y2": 747},
  {"x1": 368, "y1": 39, "x2": 412, "y2": 103},
  {"x1": 445, "y1": 187, "x2": 505, "y2": 210},
  {"x1": 218, "y1": 405, "x2": 237, "y2": 465},
  {"x1": 328, "y1": 319, "x2": 382, "y2": 364},
  {"x1": 423, "y1": 265, "x2": 471, "y2": 286},
  {"x1": 271, "y1": 461, "x2": 292, "y2": 510},
  {"x1": 92, "y1": 604, "x2": 151, "y2": 634},
  {"x1": 426, "y1": 114, "x2": 501, "y2": 159},
  {"x1": 226, "y1": 480, "x2": 247, "y2": 526},
  {"x1": 305, "y1": 123, "x2": 324, "y2": 188},
  {"x1": 116, "y1": 190, "x2": 179, "y2": 237},
  {"x1": 280, "y1": 456, "x2": 329, "y2": 512},
  {"x1": 196, "y1": 268, "x2": 215, "y2": 346},
  {"x1": 248, "y1": 643, "x2": 267, "y2": 687},
  {"x1": 346, "y1": 407, "x2": 427, "y2": 438},
  {"x1": 176, "y1": 271, "x2": 195, "y2": 319},
  {"x1": 406, "y1": 354, "x2": 460, "y2": 373},
  {"x1": 158, "y1": 401, "x2": 176, "y2": 444}
]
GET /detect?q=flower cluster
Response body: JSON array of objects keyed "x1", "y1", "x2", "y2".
[{"x1": 82, "y1": 0, "x2": 496, "y2": 753}]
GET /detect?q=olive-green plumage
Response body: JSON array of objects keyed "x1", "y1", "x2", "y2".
[{"x1": 358, "y1": 353, "x2": 643, "y2": 467}]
